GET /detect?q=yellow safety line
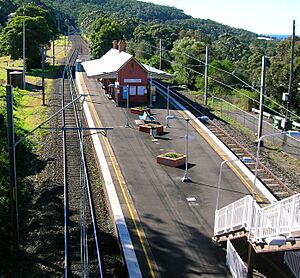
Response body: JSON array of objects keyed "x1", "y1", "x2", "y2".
[
  {"x1": 85, "y1": 92, "x2": 156, "y2": 278},
  {"x1": 178, "y1": 111, "x2": 264, "y2": 204}
]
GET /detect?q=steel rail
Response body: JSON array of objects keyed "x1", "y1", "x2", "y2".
[
  {"x1": 66, "y1": 62, "x2": 104, "y2": 277},
  {"x1": 63, "y1": 38, "x2": 103, "y2": 277}
]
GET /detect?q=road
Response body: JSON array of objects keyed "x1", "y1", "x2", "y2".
[{"x1": 81, "y1": 74, "x2": 251, "y2": 277}]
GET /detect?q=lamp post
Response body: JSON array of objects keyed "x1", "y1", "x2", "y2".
[
  {"x1": 165, "y1": 85, "x2": 177, "y2": 128},
  {"x1": 125, "y1": 85, "x2": 130, "y2": 128},
  {"x1": 166, "y1": 115, "x2": 202, "y2": 182},
  {"x1": 149, "y1": 65, "x2": 153, "y2": 108},
  {"x1": 182, "y1": 118, "x2": 191, "y2": 182},
  {"x1": 166, "y1": 86, "x2": 170, "y2": 128},
  {"x1": 215, "y1": 156, "x2": 253, "y2": 212}
]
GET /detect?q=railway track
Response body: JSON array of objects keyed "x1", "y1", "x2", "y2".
[
  {"x1": 62, "y1": 43, "x2": 103, "y2": 277},
  {"x1": 153, "y1": 80, "x2": 295, "y2": 202}
]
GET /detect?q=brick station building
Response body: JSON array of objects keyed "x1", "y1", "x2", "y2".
[{"x1": 82, "y1": 40, "x2": 173, "y2": 105}]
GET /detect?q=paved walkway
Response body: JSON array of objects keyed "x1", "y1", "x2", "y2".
[{"x1": 82, "y1": 74, "x2": 250, "y2": 277}]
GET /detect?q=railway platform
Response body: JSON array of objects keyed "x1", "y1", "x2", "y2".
[{"x1": 77, "y1": 70, "x2": 252, "y2": 277}]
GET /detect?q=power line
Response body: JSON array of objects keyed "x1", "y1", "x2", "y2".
[{"x1": 128, "y1": 41, "x2": 300, "y2": 120}]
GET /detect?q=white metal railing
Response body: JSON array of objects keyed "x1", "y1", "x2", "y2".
[
  {"x1": 214, "y1": 193, "x2": 300, "y2": 243},
  {"x1": 214, "y1": 195, "x2": 254, "y2": 235},
  {"x1": 252, "y1": 194, "x2": 300, "y2": 241},
  {"x1": 284, "y1": 251, "x2": 300, "y2": 277},
  {"x1": 226, "y1": 239, "x2": 248, "y2": 278}
]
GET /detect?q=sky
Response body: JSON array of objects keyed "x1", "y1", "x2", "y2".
[{"x1": 140, "y1": 0, "x2": 300, "y2": 35}]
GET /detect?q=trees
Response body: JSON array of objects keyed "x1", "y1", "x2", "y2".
[
  {"x1": 171, "y1": 37, "x2": 206, "y2": 89},
  {"x1": 0, "y1": 0, "x2": 16, "y2": 27},
  {"x1": 15, "y1": 4, "x2": 58, "y2": 37},
  {"x1": 0, "y1": 4, "x2": 55, "y2": 68},
  {"x1": 0, "y1": 14, "x2": 52, "y2": 68},
  {"x1": 267, "y1": 37, "x2": 300, "y2": 115},
  {"x1": 89, "y1": 16, "x2": 138, "y2": 58}
]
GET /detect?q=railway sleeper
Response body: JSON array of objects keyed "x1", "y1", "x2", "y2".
[{"x1": 274, "y1": 192, "x2": 291, "y2": 198}]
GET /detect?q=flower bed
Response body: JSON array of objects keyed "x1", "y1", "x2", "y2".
[
  {"x1": 139, "y1": 123, "x2": 164, "y2": 135},
  {"x1": 130, "y1": 106, "x2": 151, "y2": 115},
  {"x1": 156, "y1": 152, "x2": 186, "y2": 167}
]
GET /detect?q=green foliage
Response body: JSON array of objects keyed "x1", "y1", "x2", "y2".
[
  {"x1": 162, "y1": 152, "x2": 184, "y2": 159},
  {"x1": 266, "y1": 37, "x2": 300, "y2": 115},
  {"x1": 0, "y1": 13, "x2": 52, "y2": 68},
  {"x1": 208, "y1": 59, "x2": 236, "y2": 96},
  {"x1": 171, "y1": 37, "x2": 206, "y2": 89},
  {"x1": 15, "y1": 4, "x2": 58, "y2": 36},
  {"x1": 212, "y1": 33, "x2": 250, "y2": 61},
  {"x1": 0, "y1": 85, "x2": 31, "y2": 264},
  {"x1": 0, "y1": 0, "x2": 16, "y2": 27},
  {"x1": 89, "y1": 15, "x2": 138, "y2": 58}
]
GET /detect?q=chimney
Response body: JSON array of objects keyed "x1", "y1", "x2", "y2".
[
  {"x1": 118, "y1": 40, "x2": 126, "y2": 52},
  {"x1": 112, "y1": 40, "x2": 118, "y2": 49}
]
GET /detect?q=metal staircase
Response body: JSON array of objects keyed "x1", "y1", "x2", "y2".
[{"x1": 214, "y1": 193, "x2": 300, "y2": 252}]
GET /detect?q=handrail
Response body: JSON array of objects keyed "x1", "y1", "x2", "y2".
[{"x1": 214, "y1": 193, "x2": 300, "y2": 243}]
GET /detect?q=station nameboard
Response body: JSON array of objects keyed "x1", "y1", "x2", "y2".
[{"x1": 124, "y1": 79, "x2": 142, "y2": 83}]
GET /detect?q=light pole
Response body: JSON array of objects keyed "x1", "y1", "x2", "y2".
[
  {"x1": 215, "y1": 156, "x2": 253, "y2": 212},
  {"x1": 166, "y1": 115, "x2": 200, "y2": 182},
  {"x1": 125, "y1": 85, "x2": 130, "y2": 128},
  {"x1": 165, "y1": 85, "x2": 178, "y2": 128},
  {"x1": 182, "y1": 118, "x2": 191, "y2": 182},
  {"x1": 149, "y1": 65, "x2": 153, "y2": 108},
  {"x1": 165, "y1": 86, "x2": 170, "y2": 128}
]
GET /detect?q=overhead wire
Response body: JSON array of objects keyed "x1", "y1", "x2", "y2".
[{"x1": 128, "y1": 40, "x2": 299, "y2": 121}]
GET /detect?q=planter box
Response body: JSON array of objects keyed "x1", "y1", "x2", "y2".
[
  {"x1": 156, "y1": 153, "x2": 186, "y2": 167},
  {"x1": 130, "y1": 107, "x2": 151, "y2": 115},
  {"x1": 139, "y1": 123, "x2": 164, "y2": 135}
]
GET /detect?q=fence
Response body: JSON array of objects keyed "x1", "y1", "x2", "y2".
[
  {"x1": 211, "y1": 96, "x2": 300, "y2": 160},
  {"x1": 226, "y1": 239, "x2": 248, "y2": 278},
  {"x1": 214, "y1": 193, "x2": 300, "y2": 243}
]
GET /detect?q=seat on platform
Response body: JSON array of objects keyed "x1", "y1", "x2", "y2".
[{"x1": 139, "y1": 111, "x2": 157, "y2": 123}]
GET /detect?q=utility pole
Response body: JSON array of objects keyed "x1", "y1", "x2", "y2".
[
  {"x1": 204, "y1": 46, "x2": 209, "y2": 106},
  {"x1": 257, "y1": 56, "x2": 266, "y2": 140},
  {"x1": 285, "y1": 20, "x2": 295, "y2": 131},
  {"x1": 159, "y1": 39, "x2": 162, "y2": 70},
  {"x1": 22, "y1": 8, "x2": 26, "y2": 89},
  {"x1": 40, "y1": 45, "x2": 46, "y2": 106},
  {"x1": 64, "y1": 32, "x2": 67, "y2": 57},
  {"x1": 52, "y1": 36, "x2": 55, "y2": 67},
  {"x1": 6, "y1": 85, "x2": 19, "y2": 250}
]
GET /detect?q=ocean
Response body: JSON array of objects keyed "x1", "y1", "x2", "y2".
[{"x1": 266, "y1": 34, "x2": 289, "y2": 39}]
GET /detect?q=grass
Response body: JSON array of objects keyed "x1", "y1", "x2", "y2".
[
  {"x1": 0, "y1": 36, "x2": 66, "y2": 147},
  {"x1": 0, "y1": 56, "x2": 23, "y2": 84},
  {"x1": 46, "y1": 35, "x2": 69, "y2": 64},
  {"x1": 214, "y1": 110, "x2": 256, "y2": 140}
]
